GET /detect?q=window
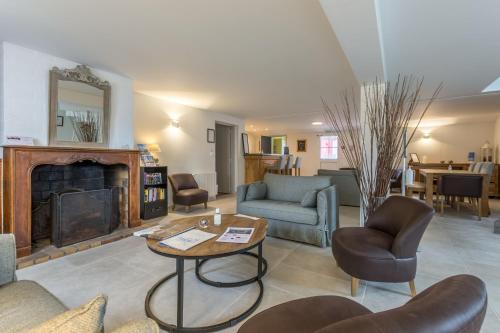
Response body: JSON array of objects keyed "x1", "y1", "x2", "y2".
[
  {"x1": 320, "y1": 135, "x2": 338, "y2": 160},
  {"x1": 271, "y1": 136, "x2": 286, "y2": 155}
]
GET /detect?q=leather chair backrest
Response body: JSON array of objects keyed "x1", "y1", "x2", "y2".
[
  {"x1": 286, "y1": 155, "x2": 294, "y2": 169},
  {"x1": 294, "y1": 157, "x2": 302, "y2": 169},
  {"x1": 468, "y1": 162, "x2": 476, "y2": 171},
  {"x1": 438, "y1": 175, "x2": 482, "y2": 198},
  {"x1": 365, "y1": 196, "x2": 434, "y2": 258},
  {"x1": 479, "y1": 162, "x2": 494, "y2": 182},
  {"x1": 317, "y1": 275, "x2": 487, "y2": 333},
  {"x1": 472, "y1": 163, "x2": 482, "y2": 173},
  {"x1": 168, "y1": 173, "x2": 199, "y2": 193},
  {"x1": 278, "y1": 156, "x2": 287, "y2": 169}
]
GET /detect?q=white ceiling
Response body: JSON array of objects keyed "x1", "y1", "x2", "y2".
[
  {"x1": 1, "y1": 0, "x2": 500, "y2": 133},
  {"x1": 0, "y1": 0, "x2": 358, "y2": 124}
]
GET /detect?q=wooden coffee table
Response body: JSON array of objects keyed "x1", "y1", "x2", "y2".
[{"x1": 145, "y1": 214, "x2": 268, "y2": 333}]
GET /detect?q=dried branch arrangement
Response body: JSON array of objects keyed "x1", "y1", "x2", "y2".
[
  {"x1": 321, "y1": 75, "x2": 442, "y2": 221},
  {"x1": 71, "y1": 111, "x2": 101, "y2": 143}
]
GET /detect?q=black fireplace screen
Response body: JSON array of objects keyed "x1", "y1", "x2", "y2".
[{"x1": 50, "y1": 187, "x2": 120, "y2": 248}]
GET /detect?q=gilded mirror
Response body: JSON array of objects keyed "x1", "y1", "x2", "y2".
[{"x1": 49, "y1": 65, "x2": 110, "y2": 147}]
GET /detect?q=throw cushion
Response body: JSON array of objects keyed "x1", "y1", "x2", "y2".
[
  {"x1": 27, "y1": 295, "x2": 107, "y2": 333},
  {"x1": 301, "y1": 190, "x2": 318, "y2": 207},
  {"x1": 111, "y1": 319, "x2": 160, "y2": 333},
  {"x1": 246, "y1": 182, "x2": 267, "y2": 200}
]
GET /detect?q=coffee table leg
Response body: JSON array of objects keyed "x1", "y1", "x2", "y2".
[
  {"x1": 258, "y1": 243, "x2": 263, "y2": 279},
  {"x1": 177, "y1": 258, "x2": 184, "y2": 329}
]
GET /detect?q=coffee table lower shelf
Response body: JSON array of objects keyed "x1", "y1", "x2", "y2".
[{"x1": 145, "y1": 242, "x2": 268, "y2": 333}]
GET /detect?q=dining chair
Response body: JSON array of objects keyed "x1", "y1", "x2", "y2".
[
  {"x1": 285, "y1": 155, "x2": 294, "y2": 175},
  {"x1": 437, "y1": 175, "x2": 483, "y2": 220},
  {"x1": 293, "y1": 156, "x2": 302, "y2": 176},
  {"x1": 267, "y1": 156, "x2": 287, "y2": 174}
]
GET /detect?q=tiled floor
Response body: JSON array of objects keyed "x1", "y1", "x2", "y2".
[{"x1": 18, "y1": 195, "x2": 500, "y2": 332}]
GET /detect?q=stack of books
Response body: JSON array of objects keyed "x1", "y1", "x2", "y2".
[
  {"x1": 144, "y1": 187, "x2": 166, "y2": 202},
  {"x1": 144, "y1": 173, "x2": 163, "y2": 185}
]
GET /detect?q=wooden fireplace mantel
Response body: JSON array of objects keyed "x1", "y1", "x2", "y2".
[{"x1": 2, "y1": 145, "x2": 141, "y2": 257}]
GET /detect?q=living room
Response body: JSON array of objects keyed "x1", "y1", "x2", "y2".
[{"x1": 1, "y1": 1, "x2": 499, "y2": 333}]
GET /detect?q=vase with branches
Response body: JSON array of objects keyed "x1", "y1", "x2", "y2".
[
  {"x1": 321, "y1": 75, "x2": 442, "y2": 222},
  {"x1": 71, "y1": 111, "x2": 101, "y2": 143}
]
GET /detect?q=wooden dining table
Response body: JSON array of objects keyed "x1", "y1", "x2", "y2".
[{"x1": 419, "y1": 169, "x2": 490, "y2": 217}]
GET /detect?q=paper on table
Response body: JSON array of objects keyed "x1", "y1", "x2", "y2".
[
  {"x1": 133, "y1": 225, "x2": 162, "y2": 237},
  {"x1": 217, "y1": 227, "x2": 255, "y2": 244},
  {"x1": 159, "y1": 229, "x2": 217, "y2": 251},
  {"x1": 233, "y1": 214, "x2": 260, "y2": 220}
]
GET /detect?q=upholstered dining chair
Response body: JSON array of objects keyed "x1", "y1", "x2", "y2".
[
  {"x1": 332, "y1": 196, "x2": 434, "y2": 297},
  {"x1": 267, "y1": 156, "x2": 287, "y2": 174},
  {"x1": 437, "y1": 175, "x2": 483, "y2": 220},
  {"x1": 238, "y1": 274, "x2": 487, "y2": 333},
  {"x1": 285, "y1": 155, "x2": 294, "y2": 175},
  {"x1": 168, "y1": 173, "x2": 208, "y2": 212},
  {"x1": 293, "y1": 156, "x2": 302, "y2": 176}
]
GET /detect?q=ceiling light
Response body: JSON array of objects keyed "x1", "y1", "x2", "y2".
[
  {"x1": 482, "y1": 77, "x2": 500, "y2": 93},
  {"x1": 312, "y1": 122, "x2": 323, "y2": 126}
]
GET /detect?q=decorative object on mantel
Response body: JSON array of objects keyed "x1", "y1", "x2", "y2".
[
  {"x1": 147, "y1": 143, "x2": 162, "y2": 165},
  {"x1": 207, "y1": 128, "x2": 215, "y2": 143},
  {"x1": 5, "y1": 136, "x2": 34, "y2": 146},
  {"x1": 297, "y1": 139, "x2": 307, "y2": 152},
  {"x1": 242, "y1": 133, "x2": 249, "y2": 155},
  {"x1": 49, "y1": 65, "x2": 110, "y2": 147},
  {"x1": 321, "y1": 75, "x2": 442, "y2": 222}
]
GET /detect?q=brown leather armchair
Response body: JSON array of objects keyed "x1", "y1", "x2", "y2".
[
  {"x1": 238, "y1": 275, "x2": 487, "y2": 333},
  {"x1": 168, "y1": 173, "x2": 208, "y2": 212},
  {"x1": 332, "y1": 196, "x2": 434, "y2": 296}
]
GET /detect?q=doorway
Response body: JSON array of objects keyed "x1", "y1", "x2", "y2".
[{"x1": 215, "y1": 122, "x2": 236, "y2": 194}]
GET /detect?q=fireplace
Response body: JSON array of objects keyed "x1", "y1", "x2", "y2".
[
  {"x1": 31, "y1": 161, "x2": 126, "y2": 247},
  {"x1": 3, "y1": 146, "x2": 141, "y2": 257}
]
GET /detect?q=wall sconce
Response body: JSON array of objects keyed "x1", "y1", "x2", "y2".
[
  {"x1": 170, "y1": 119, "x2": 180, "y2": 128},
  {"x1": 423, "y1": 132, "x2": 431, "y2": 139}
]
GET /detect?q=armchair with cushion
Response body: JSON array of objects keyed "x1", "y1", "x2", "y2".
[
  {"x1": 332, "y1": 196, "x2": 434, "y2": 296},
  {"x1": 0, "y1": 234, "x2": 159, "y2": 333},
  {"x1": 168, "y1": 173, "x2": 209, "y2": 212},
  {"x1": 238, "y1": 274, "x2": 487, "y2": 333}
]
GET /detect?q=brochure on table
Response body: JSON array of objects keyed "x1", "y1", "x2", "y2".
[
  {"x1": 159, "y1": 229, "x2": 217, "y2": 251},
  {"x1": 217, "y1": 227, "x2": 255, "y2": 244}
]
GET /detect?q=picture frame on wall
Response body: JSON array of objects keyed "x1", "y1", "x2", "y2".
[
  {"x1": 207, "y1": 128, "x2": 215, "y2": 143},
  {"x1": 56, "y1": 116, "x2": 64, "y2": 127},
  {"x1": 297, "y1": 139, "x2": 307, "y2": 152},
  {"x1": 242, "y1": 133, "x2": 249, "y2": 155}
]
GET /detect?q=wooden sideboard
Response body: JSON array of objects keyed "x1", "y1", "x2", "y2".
[
  {"x1": 2, "y1": 145, "x2": 141, "y2": 257},
  {"x1": 411, "y1": 162, "x2": 500, "y2": 197},
  {"x1": 244, "y1": 154, "x2": 281, "y2": 183}
]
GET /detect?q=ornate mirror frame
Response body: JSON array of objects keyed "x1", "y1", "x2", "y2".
[{"x1": 49, "y1": 65, "x2": 111, "y2": 147}]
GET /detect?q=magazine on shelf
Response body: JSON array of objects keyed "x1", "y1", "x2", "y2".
[
  {"x1": 159, "y1": 229, "x2": 217, "y2": 251},
  {"x1": 216, "y1": 227, "x2": 255, "y2": 244}
]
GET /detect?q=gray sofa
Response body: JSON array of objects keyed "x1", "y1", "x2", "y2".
[
  {"x1": 317, "y1": 169, "x2": 360, "y2": 207},
  {"x1": 0, "y1": 234, "x2": 159, "y2": 333},
  {"x1": 237, "y1": 173, "x2": 339, "y2": 247}
]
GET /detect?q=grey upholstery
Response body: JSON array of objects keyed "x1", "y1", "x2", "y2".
[
  {"x1": 0, "y1": 235, "x2": 159, "y2": 333},
  {"x1": 0, "y1": 234, "x2": 16, "y2": 287},
  {"x1": 237, "y1": 173, "x2": 339, "y2": 247},
  {"x1": 317, "y1": 169, "x2": 360, "y2": 207}
]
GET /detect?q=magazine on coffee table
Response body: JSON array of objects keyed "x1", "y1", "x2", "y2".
[
  {"x1": 159, "y1": 229, "x2": 217, "y2": 251},
  {"x1": 216, "y1": 227, "x2": 255, "y2": 244}
]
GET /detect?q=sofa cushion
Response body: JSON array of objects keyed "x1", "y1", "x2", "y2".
[
  {"x1": 27, "y1": 294, "x2": 107, "y2": 333},
  {"x1": 111, "y1": 319, "x2": 160, "y2": 333},
  {"x1": 246, "y1": 182, "x2": 267, "y2": 201},
  {"x1": 238, "y1": 200, "x2": 319, "y2": 225},
  {"x1": 301, "y1": 190, "x2": 318, "y2": 207},
  {"x1": 0, "y1": 280, "x2": 68, "y2": 333},
  {"x1": 263, "y1": 173, "x2": 331, "y2": 203}
]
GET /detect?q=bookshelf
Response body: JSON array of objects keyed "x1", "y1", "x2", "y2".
[{"x1": 140, "y1": 166, "x2": 168, "y2": 220}]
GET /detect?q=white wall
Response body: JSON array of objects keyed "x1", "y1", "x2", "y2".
[
  {"x1": 248, "y1": 131, "x2": 349, "y2": 176},
  {"x1": 0, "y1": 42, "x2": 134, "y2": 148},
  {"x1": 134, "y1": 93, "x2": 246, "y2": 190},
  {"x1": 407, "y1": 122, "x2": 494, "y2": 163}
]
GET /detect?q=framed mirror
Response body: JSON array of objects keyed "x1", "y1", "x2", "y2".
[{"x1": 49, "y1": 65, "x2": 110, "y2": 147}]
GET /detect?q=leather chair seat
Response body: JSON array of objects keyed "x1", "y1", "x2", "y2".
[
  {"x1": 333, "y1": 227, "x2": 416, "y2": 282},
  {"x1": 175, "y1": 188, "x2": 208, "y2": 205},
  {"x1": 238, "y1": 296, "x2": 372, "y2": 333}
]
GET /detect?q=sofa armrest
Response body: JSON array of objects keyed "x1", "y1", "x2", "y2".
[
  {"x1": 0, "y1": 234, "x2": 17, "y2": 287},
  {"x1": 237, "y1": 184, "x2": 251, "y2": 204},
  {"x1": 317, "y1": 185, "x2": 340, "y2": 245}
]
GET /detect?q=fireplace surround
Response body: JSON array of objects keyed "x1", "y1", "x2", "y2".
[{"x1": 3, "y1": 146, "x2": 141, "y2": 257}]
